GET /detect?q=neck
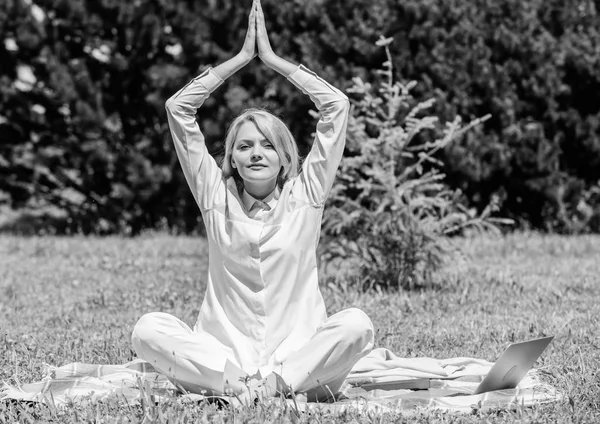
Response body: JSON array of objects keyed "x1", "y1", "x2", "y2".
[{"x1": 243, "y1": 180, "x2": 277, "y2": 200}]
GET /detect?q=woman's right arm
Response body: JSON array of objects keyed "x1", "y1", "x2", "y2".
[
  {"x1": 165, "y1": 70, "x2": 224, "y2": 210},
  {"x1": 165, "y1": 54, "x2": 250, "y2": 209},
  {"x1": 164, "y1": 2, "x2": 257, "y2": 210}
]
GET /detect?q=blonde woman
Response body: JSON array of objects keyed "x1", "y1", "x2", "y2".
[{"x1": 132, "y1": 0, "x2": 374, "y2": 403}]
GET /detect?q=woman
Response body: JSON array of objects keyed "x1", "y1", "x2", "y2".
[{"x1": 131, "y1": 0, "x2": 374, "y2": 403}]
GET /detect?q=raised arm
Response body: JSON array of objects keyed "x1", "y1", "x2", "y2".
[
  {"x1": 255, "y1": 0, "x2": 350, "y2": 205},
  {"x1": 165, "y1": 2, "x2": 257, "y2": 210}
]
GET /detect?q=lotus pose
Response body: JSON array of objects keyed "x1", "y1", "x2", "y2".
[{"x1": 131, "y1": 0, "x2": 374, "y2": 402}]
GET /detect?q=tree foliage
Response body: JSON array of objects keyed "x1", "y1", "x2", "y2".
[{"x1": 0, "y1": 0, "x2": 599, "y2": 234}]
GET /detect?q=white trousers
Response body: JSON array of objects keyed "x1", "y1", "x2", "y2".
[{"x1": 131, "y1": 308, "x2": 374, "y2": 401}]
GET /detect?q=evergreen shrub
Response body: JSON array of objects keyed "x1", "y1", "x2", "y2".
[{"x1": 320, "y1": 37, "x2": 511, "y2": 290}]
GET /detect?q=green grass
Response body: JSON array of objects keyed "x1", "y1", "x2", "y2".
[{"x1": 1, "y1": 233, "x2": 599, "y2": 422}]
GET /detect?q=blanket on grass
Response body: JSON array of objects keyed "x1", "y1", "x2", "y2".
[{"x1": 1, "y1": 348, "x2": 561, "y2": 414}]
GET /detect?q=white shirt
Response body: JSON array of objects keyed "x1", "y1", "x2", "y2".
[{"x1": 165, "y1": 65, "x2": 350, "y2": 377}]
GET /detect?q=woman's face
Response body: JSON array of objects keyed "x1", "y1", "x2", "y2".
[{"x1": 231, "y1": 121, "x2": 281, "y2": 196}]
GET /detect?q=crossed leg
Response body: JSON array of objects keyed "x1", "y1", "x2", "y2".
[
  {"x1": 131, "y1": 308, "x2": 374, "y2": 401},
  {"x1": 131, "y1": 312, "x2": 238, "y2": 395}
]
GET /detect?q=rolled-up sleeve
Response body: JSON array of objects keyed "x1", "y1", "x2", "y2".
[
  {"x1": 165, "y1": 68, "x2": 225, "y2": 211},
  {"x1": 287, "y1": 65, "x2": 350, "y2": 206}
]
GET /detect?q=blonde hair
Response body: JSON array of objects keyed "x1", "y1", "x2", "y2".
[{"x1": 222, "y1": 108, "x2": 299, "y2": 188}]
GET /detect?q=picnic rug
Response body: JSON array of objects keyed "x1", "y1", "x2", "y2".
[{"x1": 1, "y1": 348, "x2": 562, "y2": 414}]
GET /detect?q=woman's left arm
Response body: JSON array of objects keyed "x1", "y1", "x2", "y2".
[{"x1": 255, "y1": 0, "x2": 350, "y2": 205}]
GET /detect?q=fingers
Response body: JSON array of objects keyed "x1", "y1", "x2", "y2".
[
  {"x1": 254, "y1": 0, "x2": 275, "y2": 61},
  {"x1": 255, "y1": 0, "x2": 264, "y2": 29},
  {"x1": 249, "y1": 0, "x2": 257, "y2": 26},
  {"x1": 256, "y1": 0, "x2": 269, "y2": 42},
  {"x1": 247, "y1": 0, "x2": 256, "y2": 35},
  {"x1": 240, "y1": 0, "x2": 257, "y2": 60}
]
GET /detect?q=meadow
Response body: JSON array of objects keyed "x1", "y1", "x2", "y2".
[{"x1": 1, "y1": 232, "x2": 599, "y2": 423}]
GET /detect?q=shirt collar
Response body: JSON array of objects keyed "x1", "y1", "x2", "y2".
[{"x1": 242, "y1": 186, "x2": 280, "y2": 211}]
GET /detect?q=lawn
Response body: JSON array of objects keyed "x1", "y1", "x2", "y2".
[{"x1": 1, "y1": 232, "x2": 599, "y2": 422}]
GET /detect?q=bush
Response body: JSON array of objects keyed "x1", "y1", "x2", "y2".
[
  {"x1": 0, "y1": 0, "x2": 197, "y2": 234},
  {"x1": 290, "y1": 0, "x2": 600, "y2": 234},
  {"x1": 320, "y1": 37, "x2": 511, "y2": 290}
]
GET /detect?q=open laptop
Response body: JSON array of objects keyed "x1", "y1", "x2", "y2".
[{"x1": 472, "y1": 335, "x2": 554, "y2": 394}]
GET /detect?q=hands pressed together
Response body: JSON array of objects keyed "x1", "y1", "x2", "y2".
[
  {"x1": 239, "y1": 0, "x2": 293, "y2": 73},
  {"x1": 212, "y1": 0, "x2": 296, "y2": 82}
]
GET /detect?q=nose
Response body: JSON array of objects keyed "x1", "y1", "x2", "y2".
[{"x1": 250, "y1": 145, "x2": 263, "y2": 161}]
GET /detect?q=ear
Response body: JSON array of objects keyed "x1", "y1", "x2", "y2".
[{"x1": 231, "y1": 159, "x2": 237, "y2": 169}]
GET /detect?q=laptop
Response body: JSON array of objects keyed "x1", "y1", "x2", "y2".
[{"x1": 473, "y1": 335, "x2": 554, "y2": 394}]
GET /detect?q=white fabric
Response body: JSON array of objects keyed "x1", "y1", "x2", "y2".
[
  {"x1": 132, "y1": 308, "x2": 374, "y2": 398},
  {"x1": 139, "y1": 65, "x2": 370, "y2": 394},
  {"x1": 242, "y1": 187, "x2": 280, "y2": 220}
]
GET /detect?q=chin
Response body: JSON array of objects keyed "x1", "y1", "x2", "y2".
[{"x1": 242, "y1": 173, "x2": 277, "y2": 182}]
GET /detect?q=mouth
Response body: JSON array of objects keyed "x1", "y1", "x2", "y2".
[{"x1": 248, "y1": 164, "x2": 267, "y2": 170}]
